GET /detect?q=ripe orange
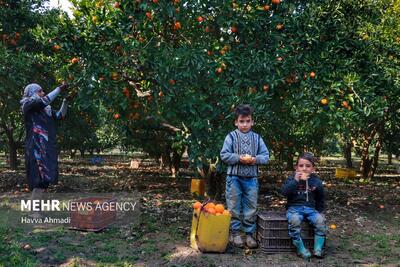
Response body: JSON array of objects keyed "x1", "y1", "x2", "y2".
[
  {"x1": 205, "y1": 26, "x2": 210, "y2": 33},
  {"x1": 272, "y1": 0, "x2": 281, "y2": 4},
  {"x1": 92, "y1": 16, "x2": 97, "y2": 23},
  {"x1": 197, "y1": 16, "x2": 203, "y2": 22},
  {"x1": 52, "y1": 44, "x2": 61, "y2": 51},
  {"x1": 216, "y1": 67, "x2": 223, "y2": 74},
  {"x1": 193, "y1": 201, "x2": 201, "y2": 210},
  {"x1": 207, "y1": 208, "x2": 216, "y2": 215},
  {"x1": 123, "y1": 87, "x2": 130, "y2": 97},
  {"x1": 320, "y1": 98, "x2": 329, "y2": 105},
  {"x1": 169, "y1": 79, "x2": 176, "y2": 85},
  {"x1": 263, "y1": 5, "x2": 270, "y2": 11},
  {"x1": 215, "y1": 204, "x2": 224, "y2": 213},
  {"x1": 152, "y1": 0, "x2": 158, "y2": 3},
  {"x1": 277, "y1": 56, "x2": 283, "y2": 61},
  {"x1": 205, "y1": 202, "x2": 215, "y2": 210},
  {"x1": 207, "y1": 50, "x2": 213, "y2": 56},
  {"x1": 114, "y1": 2, "x2": 120, "y2": 8},
  {"x1": 263, "y1": 84, "x2": 270, "y2": 92},
  {"x1": 310, "y1": 71, "x2": 316, "y2": 79},
  {"x1": 173, "y1": 21, "x2": 181, "y2": 30},
  {"x1": 158, "y1": 91, "x2": 164, "y2": 97},
  {"x1": 231, "y1": 26, "x2": 238, "y2": 33},
  {"x1": 223, "y1": 210, "x2": 230, "y2": 216},
  {"x1": 71, "y1": 57, "x2": 79, "y2": 64},
  {"x1": 276, "y1": 23, "x2": 284, "y2": 30},
  {"x1": 329, "y1": 224, "x2": 337, "y2": 230},
  {"x1": 146, "y1": 12, "x2": 152, "y2": 20},
  {"x1": 113, "y1": 113, "x2": 121, "y2": 119},
  {"x1": 342, "y1": 101, "x2": 349, "y2": 108}
]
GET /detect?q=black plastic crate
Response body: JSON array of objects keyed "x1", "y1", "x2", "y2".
[{"x1": 257, "y1": 211, "x2": 315, "y2": 254}]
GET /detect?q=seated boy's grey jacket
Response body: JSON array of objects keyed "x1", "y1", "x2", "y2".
[{"x1": 220, "y1": 129, "x2": 269, "y2": 177}]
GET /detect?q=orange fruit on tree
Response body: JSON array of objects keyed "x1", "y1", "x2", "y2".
[
  {"x1": 169, "y1": 79, "x2": 176, "y2": 85},
  {"x1": 158, "y1": 91, "x2": 164, "y2": 97},
  {"x1": 320, "y1": 98, "x2": 329, "y2": 105},
  {"x1": 113, "y1": 113, "x2": 121, "y2": 119},
  {"x1": 310, "y1": 71, "x2": 316, "y2": 79},
  {"x1": 152, "y1": 0, "x2": 158, "y2": 3},
  {"x1": 146, "y1": 12, "x2": 152, "y2": 20},
  {"x1": 263, "y1": 84, "x2": 270, "y2": 92},
  {"x1": 276, "y1": 23, "x2": 284, "y2": 30},
  {"x1": 71, "y1": 57, "x2": 79, "y2": 64},
  {"x1": 215, "y1": 204, "x2": 224, "y2": 213},
  {"x1": 272, "y1": 0, "x2": 281, "y2": 4},
  {"x1": 193, "y1": 201, "x2": 201, "y2": 210},
  {"x1": 173, "y1": 21, "x2": 181, "y2": 30},
  {"x1": 114, "y1": 2, "x2": 120, "y2": 8},
  {"x1": 329, "y1": 224, "x2": 337, "y2": 230},
  {"x1": 52, "y1": 44, "x2": 61, "y2": 51},
  {"x1": 205, "y1": 26, "x2": 210, "y2": 33},
  {"x1": 216, "y1": 67, "x2": 223, "y2": 74},
  {"x1": 197, "y1": 16, "x2": 203, "y2": 22},
  {"x1": 263, "y1": 5, "x2": 270, "y2": 11},
  {"x1": 342, "y1": 101, "x2": 349, "y2": 108},
  {"x1": 231, "y1": 26, "x2": 238, "y2": 33}
]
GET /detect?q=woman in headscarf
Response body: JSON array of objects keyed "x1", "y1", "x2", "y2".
[{"x1": 21, "y1": 83, "x2": 68, "y2": 201}]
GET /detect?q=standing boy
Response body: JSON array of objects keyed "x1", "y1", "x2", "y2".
[{"x1": 220, "y1": 104, "x2": 269, "y2": 248}]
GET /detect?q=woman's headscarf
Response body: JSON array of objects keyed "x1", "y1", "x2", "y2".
[{"x1": 20, "y1": 83, "x2": 52, "y2": 116}]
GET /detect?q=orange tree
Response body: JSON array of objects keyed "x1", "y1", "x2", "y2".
[
  {"x1": 0, "y1": 0, "x2": 63, "y2": 169},
  {"x1": 39, "y1": 0, "x2": 399, "y2": 189}
]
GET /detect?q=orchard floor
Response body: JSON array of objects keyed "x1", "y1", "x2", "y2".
[{"x1": 1, "y1": 155, "x2": 400, "y2": 267}]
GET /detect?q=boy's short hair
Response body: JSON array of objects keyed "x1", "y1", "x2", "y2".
[
  {"x1": 296, "y1": 152, "x2": 316, "y2": 166},
  {"x1": 235, "y1": 104, "x2": 254, "y2": 119}
]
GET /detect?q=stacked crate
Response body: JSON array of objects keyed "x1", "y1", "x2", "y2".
[{"x1": 257, "y1": 211, "x2": 314, "y2": 254}]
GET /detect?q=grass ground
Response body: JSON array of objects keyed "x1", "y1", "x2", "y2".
[{"x1": 0, "y1": 155, "x2": 399, "y2": 267}]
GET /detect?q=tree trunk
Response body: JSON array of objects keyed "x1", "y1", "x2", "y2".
[
  {"x1": 208, "y1": 171, "x2": 224, "y2": 201},
  {"x1": 359, "y1": 129, "x2": 376, "y2": 179},
  {"x1": 2, "y1": 125, "x2": 18, "y2": 170},
  {"x1": 8, "y1": 137, "x2": 18, "y2": 170},
  {"x1": 388, "y1": 153, "x2": 392, "y2": 165},
  {"x1": 343, "y1": 141, "x2": 353, "y2": 168},
  {"x1": 171, "y1": 150, "x2": 182, "y2": 178},
  {"x1": 367, "y1": 132, "x2": 383, "y2": 179},
  {"x1": 368, "y1": 127, "x2": 384, "y2": 179},
  {"x1": 286, "y1": 150, "x2": 294, "y2": 171}
]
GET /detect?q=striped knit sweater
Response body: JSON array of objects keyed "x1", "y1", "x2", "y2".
[{"x1": 220, "y1": 129, "x2": 269, "y2": 177}]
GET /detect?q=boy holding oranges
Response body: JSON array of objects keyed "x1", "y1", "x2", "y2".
[{"x1": 220, "y1": 104, "x2": 269, "y2": 248}]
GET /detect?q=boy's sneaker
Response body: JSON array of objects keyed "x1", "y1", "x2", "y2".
[
  {"x1": 245, "y1": 234, "x2": 258, "y2": 249},
  {"x1": 230, "y1": 233, "x2": 244, "y2": 248}
]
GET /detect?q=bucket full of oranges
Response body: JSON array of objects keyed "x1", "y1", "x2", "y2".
[{"x1": 190, "y1": 200, "x2": 231, "y2": 252}]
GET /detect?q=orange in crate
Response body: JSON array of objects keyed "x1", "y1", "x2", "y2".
[
  {"x1": 70, "y1": 197, "x2": 116, "y2": 232},
  {"x1": 190, "y1": 179, "x2": 205, "y2": 196}
]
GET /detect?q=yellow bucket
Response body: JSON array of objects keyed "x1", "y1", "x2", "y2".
[
  {"x1": 335, "y1": 168, "x2": 357, "y2": 179},
  {"x1": 190, "y1": 209, "x2": 231, "y2": 253},
  {"x1": 190, "y1": 179, "x2": 205, "y2": 196}
]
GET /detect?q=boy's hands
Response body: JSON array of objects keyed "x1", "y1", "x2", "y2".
[
  {"x1": 239, "y1": 154, "x2": 256, "y2": 165},
  {"x1": 295, "y1": 172, "x2": 310, "y2": 181}
]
